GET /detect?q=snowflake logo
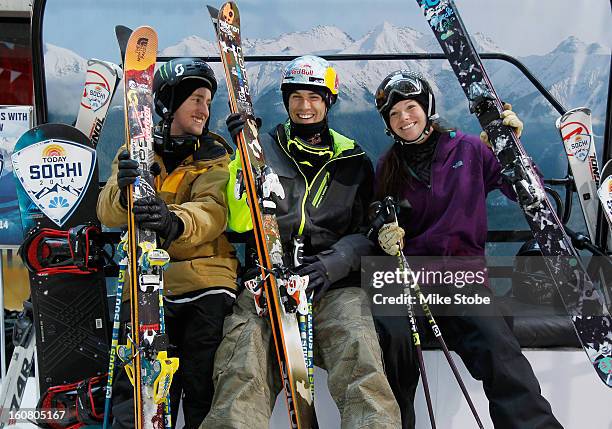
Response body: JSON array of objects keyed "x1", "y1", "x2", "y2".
[{"x1": 49, "y1": 196, "x2": 69, "y2": 208}]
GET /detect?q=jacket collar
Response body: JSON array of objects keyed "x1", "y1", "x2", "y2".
[{"x1": 277, "y1": 121, "x2": 363, "y2": 159}]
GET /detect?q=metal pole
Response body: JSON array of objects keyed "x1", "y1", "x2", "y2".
[{"x1": 0, "y1": 250, "x2": 6, "y2": 379}]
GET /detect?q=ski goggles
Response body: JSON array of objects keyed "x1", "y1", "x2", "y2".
[{"x1": 375, "y1": 74, "x2": 423, "y2": 113}]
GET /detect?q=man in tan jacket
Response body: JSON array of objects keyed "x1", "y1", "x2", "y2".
[{"x1": 97, "y1": 58, "x2": 238, "y2": 429}]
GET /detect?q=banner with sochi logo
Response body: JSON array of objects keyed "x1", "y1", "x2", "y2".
[{"x1": 11, "y1": 138, "x2": 96, "y2": 228}]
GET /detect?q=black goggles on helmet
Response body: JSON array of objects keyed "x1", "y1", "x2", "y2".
[{"x1": 375, "y1": 75, "x2": 423, "y2": 113}]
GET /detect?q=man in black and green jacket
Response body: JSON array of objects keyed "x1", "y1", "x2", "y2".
[{"x1": 202, "y1": 55, "x2": 400, "y2": 429}]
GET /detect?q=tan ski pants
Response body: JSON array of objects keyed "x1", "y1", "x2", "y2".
[{"x1": 201, "y1": 287, "x2": 401, "y2": 428}]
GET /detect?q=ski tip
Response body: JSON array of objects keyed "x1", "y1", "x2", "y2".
[
  {"x1": 206, "y1": 5, "x2": 219, "y2": 18},
  {"x1": 566, "y1": 106, "x2": 592, "y2": 116},
  {"x1": 115, "y1": 25, "x2": 133, "y2": 39},
  {"x1": 131, "y1": 25, "x2": 156, "y2": 33},
  {"x1": 115, "y1": 25, "x2": 134, "y2": 67},
  {"x1": 557, "y1": 106, "x2": 592, "y2": 126},
  {"x1": 214, "y1": 2, "x2": 240, "y2": 27},
  {"x1": 601, "y1": 158, "x2": 612, "y2": 173},
  {"x1": 124, "y1": 26, "x2": 158, "y2": 69},
  {"x1": 86, "y1": 58, "x2": 122, "y2": 77}
]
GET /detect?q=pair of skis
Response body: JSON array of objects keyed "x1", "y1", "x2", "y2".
[
  {"x1": 208, "y1": 2, "x2": 314, "y2": 428},
  {"x1": 556, "y1": 107, "x2": 612, "y2": 267},
  {"x1": 96, "y1": 25, "x2": 177, "y2": 429},
  {"x1": 117, "y1": 26, "x2": 178, "y2": 429},
  {"x1": 416, "y1": 0, "x2": 612, "y2": 387},
  {"x1": 556, "y1": 108, "x2": 602, "y2": 242}
]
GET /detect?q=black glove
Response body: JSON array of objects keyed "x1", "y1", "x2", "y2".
[
  {"x1": 297, "y1": 255, "x2": 331, "y2": 303},
  {"x1": 241, "y1": 261, "x2": 262, "y2": 284},
  {"x1": 226, "y1": 113, "x2": 262, "y2": 144},
  {"x1": 132, "y1": 196, "x2": 184, "y2": 242},
  {"x1": 117, "y1": 150, "x2": 139, "y2": 208},
  {"x1": 117, "y1": 150, "x2": 161, "y2": 209}
]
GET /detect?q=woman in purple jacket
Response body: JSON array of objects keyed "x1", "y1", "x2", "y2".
[{"x1": 372, "y1": 70, "x2": 563, "y2": 429}]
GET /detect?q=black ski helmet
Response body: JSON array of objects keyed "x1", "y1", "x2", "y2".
[
  {"x1": 375, "y1": 70, "x2": 437, "y2": 144},
  {"x1": 152, "y1": 58, "x2": 217, "y2": 159},
  {"x1": 153, "y1": 57, "x2": 217, "y2": 118}
]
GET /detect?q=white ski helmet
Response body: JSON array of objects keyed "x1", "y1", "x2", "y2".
[{"x1": 280, "y1": 55, "x2": 339, "y2": 107}]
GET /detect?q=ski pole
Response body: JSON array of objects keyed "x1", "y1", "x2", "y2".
[
  {"x1": 157, "y1": 263, "x2": 172, "y2": 429},
  {"x1": 369, "y1": 200, "x2": 437, "y2": 428},
  {"x1": 103, "y1": 236, "x2": 128, "y2": 429},
  {"x1": 404, "y1": 257, "x2": 484, "y2": 429},
  {"x1": 293, "y1": 235, "x2": 317, "y2": 427},
  {"x1": 395, "y1": 252, "x2": 436, "y2": 429},
  {"x1": 382, "y1": 197, "x2": 484, "y2": 429}
]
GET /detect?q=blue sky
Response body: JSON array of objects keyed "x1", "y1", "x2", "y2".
[{"x1": 44, "y1": 0, "x2": 611, "y2": 62}]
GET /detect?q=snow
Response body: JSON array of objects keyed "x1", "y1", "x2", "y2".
[
  {"x1": 44, "y1": 43, "x2": 88, "y2": 78},
  {"x1": 159, "y1": 36, "x2": 218, "y2": 57},
  {"x1": 44, "y1": 27, "x2": 609, "y2": 121},
  {"x1": 244, "y1": 25, "x2": 353, "y2": 55}
]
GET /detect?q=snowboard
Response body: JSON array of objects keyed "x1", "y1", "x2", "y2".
[{"x1": 12, "y1": 123, "x2": 110, "y2": 393}]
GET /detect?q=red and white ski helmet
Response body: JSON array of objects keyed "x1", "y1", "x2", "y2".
[{"x1": 280, "y1": 55, "x2": 339, "y2": 107}]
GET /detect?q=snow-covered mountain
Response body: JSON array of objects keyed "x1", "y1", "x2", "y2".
[
  {"x1": 44, "y1": 43, "x2": 88, "y2": 78},
  {"x1": 159, "y1": 36, "x2": 218, "y2": 57},
  {"x1": 44, "y1": 43, "x2": 90, "y2": 120},
  {"x1": 45, "y1": 23, "x2": 610, "y2": 163},
  {"x1": 244, "y1": 25, "x2": 353, "y2": 55},
  {"x1": 508, "y1": 37, "x2": 610, "y2": 127}
]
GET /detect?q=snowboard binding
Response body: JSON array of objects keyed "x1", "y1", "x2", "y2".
[
  {"x1": 19, "y1": 225, "x2": 111, "y2": 275},
  {"x1": 36, "y1": 374, "x2": 107, "y2": 429}
]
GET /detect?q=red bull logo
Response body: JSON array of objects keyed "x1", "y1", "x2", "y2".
[{"x1": 290, "y1": 64, "x2": 314, "y2": 76}]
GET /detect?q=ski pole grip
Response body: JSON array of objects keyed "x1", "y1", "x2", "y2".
[{"x1": 367, "y1": 201, "x2": 386, "y2": 241}]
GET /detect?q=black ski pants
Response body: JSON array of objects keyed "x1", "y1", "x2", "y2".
[
  {"x1": 376, "y1": 287, "x2": 564, "y2": 429},
  {"x1": 374, "y1": 315, "x2": 420, "y2": 429},
  {"x1": 111, "y1": 291, "x2": 234, "y2": 429}
]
